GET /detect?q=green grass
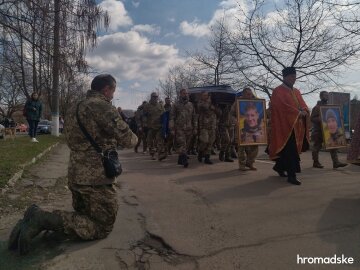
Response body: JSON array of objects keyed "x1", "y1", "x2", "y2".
[{"x1": 0, "y1": 135, "x2": 62, "y2": 188}]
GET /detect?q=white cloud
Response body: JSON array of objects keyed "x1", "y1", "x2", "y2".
[
  {"x1": 131, "y1": 24, "x2": 161, "y2": 35},
  {"x1": 132, "y1": 1, "x2": 140, "y2": 8},
  {"x1": 179, "y1": 20, "x2": 211, "y2": 38},
  {"x1": 86, "y1": 31, "x2": 184, "y2": 82},
  {"x1": 179, "y1": 0, "x2": 248, "y2": 38},
  {"x1": 99, "y1": 0, "x2": 132, "y2": 31},
  {"x1": 130, "y1": 82, "x2": 141, "y2": 89},
  {"x1": 168, "y1": 17, "x2": 176, "y2": 23}
]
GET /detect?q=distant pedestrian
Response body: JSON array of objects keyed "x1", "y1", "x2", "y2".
[
  {"x1": 24, "y1": 92, "x2": 42, "y2": 143},
  {"x1": 59, "y1": 116, "x2": 64, "y2": 134},
  {"x1": 347, "y1": 113, "x2": 360, "y2": 165}
]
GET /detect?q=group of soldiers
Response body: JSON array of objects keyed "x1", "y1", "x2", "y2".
[
  {"x1": 132, "y1": 88, "x2": 259, "y2": 170},
  {"x1": 131, "y1": 88, "x2": 351, "y2": 172}
]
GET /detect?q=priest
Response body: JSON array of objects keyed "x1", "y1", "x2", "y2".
[{"x1": 269, "y1": 67, "x2": 310, "y2": 185}]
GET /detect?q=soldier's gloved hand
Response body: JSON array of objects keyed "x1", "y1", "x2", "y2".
[{"x1": 130, "y1": 134, "x2": 138, "y2": 147}]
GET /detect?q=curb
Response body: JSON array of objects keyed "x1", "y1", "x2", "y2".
[{"x1": 6, "y1": 142, "x2": 60, "y2": 189}]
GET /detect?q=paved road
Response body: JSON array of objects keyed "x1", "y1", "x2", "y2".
[{"x1": 2, "y1": 146, "x2": 360, "y2": 270}]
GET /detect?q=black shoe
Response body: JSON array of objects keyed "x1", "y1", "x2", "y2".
[
  {"x1": 273, "y1": 167, "x2": 287, "y2": 177},
  {"x1": 183, "y1": 155, "x2": 189, "y2": 168},
  {"x1": 287, "y1": 176, "x2": 301, "y2": 185},
  {"x1": 313, "y1": 161, "x2": 324, "y2": 168},
  {"x1": 219, "y1": 151, "x2": 225, "y2": 161},
  {"x1": 197, "y1": 152, "x2": 203, "y2": 163},
  {"x1": 333, "y1": 162, "x2": 348, "y2": 169},
  {"x1": 204, "y1": 155, "x2": 213, "y2": 165}
]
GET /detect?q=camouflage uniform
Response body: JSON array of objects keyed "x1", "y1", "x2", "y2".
[
  {"x1": 143, "y1": 100, "x2": 166, "y2": 160},
  {"x1": 164, "y1": 103, "x2": 174, "y2": 154},
  {"x1": 59, "y1": 90, "x2": 137, "y2": 240},
  {"x1": 311, "y1": 101, "x2": 344, "y2": 167},
  {"x1": 231, "y1": 99, "x2": 259, "y2": 170},
  {"x1": 198, "y1": 99, "x2": 217, "y2": 157},
  {"x1": 219, "y1": 104, "x2": 233, "y2": 161},
  {"x1": 169, "y1": 99, "x2": 197, "y2": 155},
  {"x1": 134, "y1": 105, "x2": 147, "y2": 153}
]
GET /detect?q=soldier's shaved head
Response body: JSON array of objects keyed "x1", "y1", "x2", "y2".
[{"x1": 91, "y1": 74, "x2": 116, "y2": 92}]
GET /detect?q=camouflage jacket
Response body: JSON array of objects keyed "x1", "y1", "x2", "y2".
[
  {"x1": 135, "y1": 106, "x2": 145, "y2": 128},
  {"x1": 219, "y1": 105, "x2": 233, "y2": 128},
  {"x1": 142, "y1": 101, "x2": 164, "y2": 129},
  {"x1": 64, "y1": 90, "x2": 138, "y2": 186},
  {"x1": 169, "y1": 100, "x2": 197, "y2": 132},
  {"x1": 310, "y1": 100, "x2": 326, "y2": 138},
  {"x1": 198, "y1": 100, "x2": 218, "y2": 130}
]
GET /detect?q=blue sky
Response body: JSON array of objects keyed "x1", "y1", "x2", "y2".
[{"x1": 87, "y1": 0, "x2": 360, "y2": 110}]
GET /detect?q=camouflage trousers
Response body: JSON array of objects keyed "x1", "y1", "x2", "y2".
[
  {"x1": 198, "y1": 128, "x2": 216, "y2": 155},
  {"x1": 135, "y1": 129, "x2": 147, "y2": 152},
  {"x1": 55, "y1": 183, "x2": 118, "y2": 240},
  {"x1": 165, "y1": 133, "x2": 174, "y2": 153},
  {"x1": 147, "y1": 128, "x2": 167, "y2": 159},
  {"x1": 219, "y1": 126, "x2": 234, "y2": 153},
  {"x1": 238, "y1": 145, "x2": 258, "y2": 167},
  {"x1": 175, "y1": 129, "x2": 193, "y2": 154},
  {"x1": 311, "y1": 137, "x2": 338, "y2": 163}
]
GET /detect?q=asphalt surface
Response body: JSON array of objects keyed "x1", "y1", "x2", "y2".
[{"x1": 2, "y1": 145, "x2": 360, "y2": 270}]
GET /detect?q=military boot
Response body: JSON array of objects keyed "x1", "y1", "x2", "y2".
[
  {"x1": 204, "y1": 154, "x2": 213, "y2": 165},
  {"x1": 219, "y1": 151, "x2": 225, "y2": 161},
  {"x1": 246, "y1": 162, "x2": 256, "y2": 170},
  {"x1": 313, "y1": 161, "x2": 324, "y2": 168},
  {"x1": 177, "y1": 155, "x2": 182, "y2": 165},
  {"x1": 312, "y1": 151, "x2": 324, "y2": 168},
  {"x1": 17, "y1": 205, "x2": 63, "y2": 255},
  {"x1": 182, "y1": 154, "x2": 189, "y2": 168},
  {"x1": 230, "y1": 147, "x2": 238, "y2": 159},
  {"x1": 8, "y1": 204, "x2": 39, "y2": 250},
  {"x1": 224, "y1": 152, "x2": 234, "y2": 162},
  {"x1": 331, "y1": 150, "x2": 347, "y2": 169},
  {"x1": 197, "y1": 151, "x2": 203, "y2": 163}
]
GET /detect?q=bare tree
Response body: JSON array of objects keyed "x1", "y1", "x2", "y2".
[
  {"x1": 189, "y1": 19, "x2": 235, "y2": 86},
  {"x1": 229, "y1": 0, "x2": 360, "y2": 98}
]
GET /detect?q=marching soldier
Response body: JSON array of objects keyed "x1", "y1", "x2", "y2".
[
  {"x1": 236, "y1": 88, "x2": 259, "y2": 171},
  {"x1": 143, "y1": 92, "x2": 167, "y2": 161},
  {"x1": 134, "y1": 101, "x2": 148, "y2": 153},
  {"x1": 197, "y1": 91, "x2": 218, "y2": 164},
  {"x1": 311, "y1": 91, "x2": 347, "y2": 169},
  {"x1": 169, "y1": 89, "x2": 197, "y2": 167},
  {"x1": 218, "y1": 104, "x2": 234, "y2": 162}
]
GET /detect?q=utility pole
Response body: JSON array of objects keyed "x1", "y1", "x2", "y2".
[{"x1": 51, "y1": 0, "x2": 60, "y2": 136}]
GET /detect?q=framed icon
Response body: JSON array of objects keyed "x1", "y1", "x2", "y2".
[
  {"x1": 320, "y1": 106, "x2": 347, "y2": 149},
  {"x1": 236, "y1": 98, "x2": 267, "y2": 146}
]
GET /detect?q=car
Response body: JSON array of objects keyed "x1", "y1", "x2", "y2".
[{"x1": 37, "y1": 120, "x2": 52, "y2": 134}]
